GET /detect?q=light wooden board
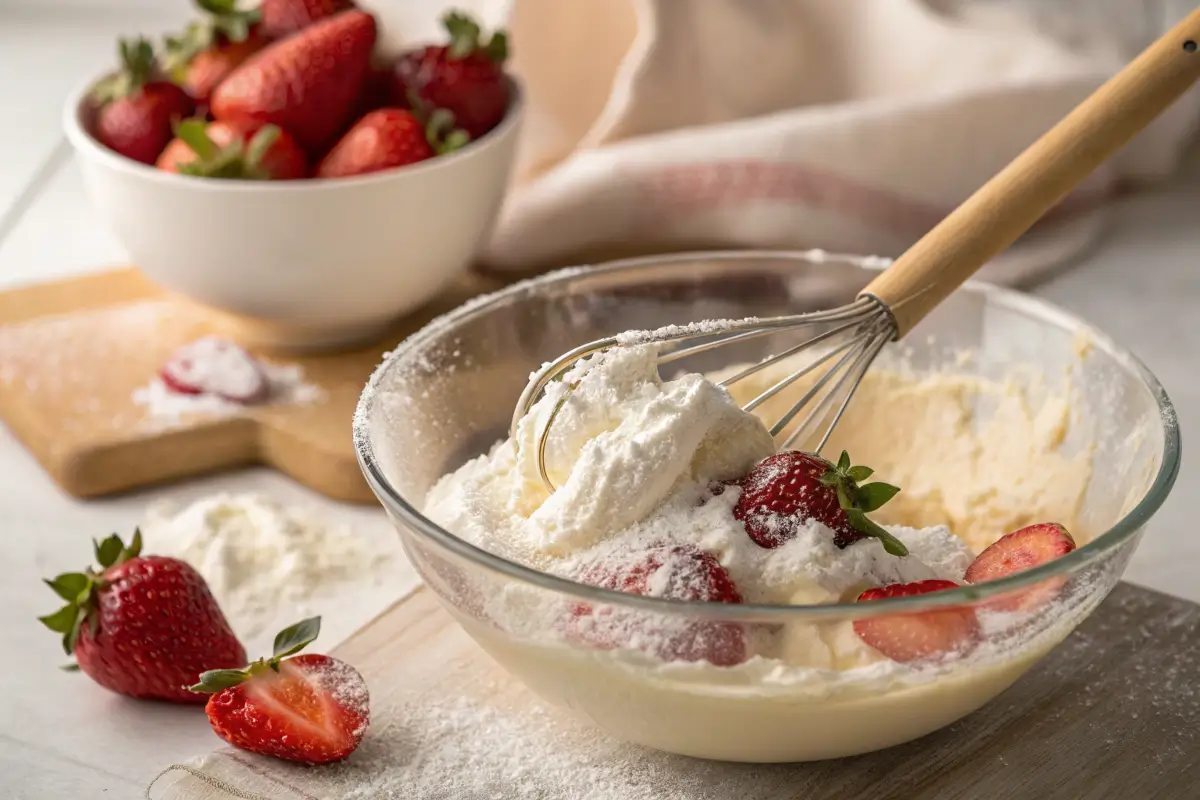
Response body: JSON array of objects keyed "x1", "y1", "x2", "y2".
[
  {"x1": 152, "y1": 581, "x2": 1200, "y2": 799},
  {"x1": 0, "y1": 269, "x2": 503, "y2": 502}
]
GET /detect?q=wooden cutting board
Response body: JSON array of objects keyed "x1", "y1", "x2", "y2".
[
  {"x1": 151, "y1": 581, "x2": 1200, "y2": 799},
  {"x1": 0, "y1": 269, "x2": 503, "y2": 503}
]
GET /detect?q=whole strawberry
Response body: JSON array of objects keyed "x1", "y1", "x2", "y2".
[
  {"x1": 389, "y1": 11, "x2": 510, "y2": 139},
  {"x1": 212, "y1": 9, "x2": 377, "y2": 153},
  {"x1": 316, "y1": 108, "x2": 467, "y2": 178},
  {"x1": 733, "y1": 450, "x2": 908, "y2": 556},
  {"x1": 39, "y1": 531, "x2": 245, "y2": 703},
  {"x1": 92, "y1": 38, "x2": 196, "y2": 165},
  {"x1": 191, "y1": 617, "x2": 370, "y2": 764},
  {"x1": 163, "y1": 0, "x2": 268, "y2": 104},
  {"x1": 158, "y1": 119, "x2": 308, "y2": 179},
  {"x1": 260, "y1": 0, "x2": 355, "y2": 39},
  {"x1": 570, "y1": 543, "x2": 747, "y2": 667}
]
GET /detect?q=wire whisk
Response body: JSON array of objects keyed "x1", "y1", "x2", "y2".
[{"x1": 512, "y1": 8, "x2": 1200, "y2": 495}]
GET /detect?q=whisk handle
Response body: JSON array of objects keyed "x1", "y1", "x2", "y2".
[{"x1": 860, "y1": 8, "x2": 1200, "y2": 339}]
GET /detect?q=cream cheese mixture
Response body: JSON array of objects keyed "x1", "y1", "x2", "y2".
[{"x1": 422, "y1": 340, "x2": 1096, "y2": 760}]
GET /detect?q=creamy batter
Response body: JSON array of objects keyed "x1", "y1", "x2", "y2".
[{"x1": 423, "y1": 341, "x2": 1095, "y2": 761}]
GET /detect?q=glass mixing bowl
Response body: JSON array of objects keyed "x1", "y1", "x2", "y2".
[{"x1": 354, "y1": 251, "x2": 1180, "y2": 763}]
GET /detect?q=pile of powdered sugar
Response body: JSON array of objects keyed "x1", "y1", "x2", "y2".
[{"x1": 140, "y1": 493, "x2": 406, "y2": 648}]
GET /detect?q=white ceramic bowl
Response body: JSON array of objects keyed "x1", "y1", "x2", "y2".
[{"x1": 63, "y1": 76, "x2": 524, "y2": 351}]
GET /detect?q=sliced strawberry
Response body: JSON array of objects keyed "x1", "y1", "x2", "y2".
[
  {"x1": 733, "y1": 450, "x2": 908, "y2": 556},
  {"x1": 160, "y1": 337, "x2": 268, "y2": 403},
  {"x1": 853, "y1": 580, "x2": 981, "y2": 663},
  {"x1": 192, "y1": 618, "x2": 369, "y2": 764},
  {"x1": 964, "y1": 523, "x2": 1077, "y2": 612},
  {"x1": 569, "y1": 543, "x2": 747, "y2": 667}
]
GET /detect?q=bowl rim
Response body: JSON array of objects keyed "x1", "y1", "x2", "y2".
[
  {"x1": 62, "y1": 72, "x2": 525, "y2": 190},
  {"x1": 353, "y1": 249, "x2": 1182, "y2": 620}
]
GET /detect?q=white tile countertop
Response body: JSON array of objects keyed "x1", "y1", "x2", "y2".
[{"x1": 2, "y1": 5, "x2": 1200, "y2": 799}]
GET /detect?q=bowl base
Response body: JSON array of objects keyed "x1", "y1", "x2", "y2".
[{"x1": 205, "y1": 311, "x2": 396, "y2": 355}]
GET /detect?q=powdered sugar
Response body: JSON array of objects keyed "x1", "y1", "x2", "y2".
[
  {"x1": 306, "y1": 657, "x2": 371, "y2": 735},
  {"x1": 140, "y1": 493, "x2": 404, "y2": 650},
  {"x1": 133, "y1": 343, "x2": 324, "y2": 426}
]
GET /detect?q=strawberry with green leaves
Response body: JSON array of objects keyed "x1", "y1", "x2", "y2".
[
  {"x1": 315, "y1": 107, "x2": 467, "y2": 178},
  {"x1": 389, "y1": 11, "x2": 510, "y2": 139},
  {"x1": 92, "y1": 38, "x2": 196, "y2": 164},
  {"x1": 39, "y1": 531, "x2": 245, "y2": 703},
  {"x1": 732, "y1": 450, "x2": 908, "y2": 556},
  {"x1": 163, "y1": 0, "x2": 268, "y2": 104},
  {"x1": 157, "y1": 118, "x2": 308, "y2": 179},
  {"x1": 192, "y1": 617, "x2": 370, "y2": 764}
]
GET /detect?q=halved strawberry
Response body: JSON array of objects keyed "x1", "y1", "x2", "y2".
[
  {"x1": 853, "y1": 580, "x2": 981, "y2": 663},
  {"x1": 964, "y1": 523, "x2": 1077, "y2": 612},
  {"x1": 160, "y1": 337, "x2": 268, "y2": 403},
  {"x1": 191, "y1": 618, "x2": 369, "y2": 764},
  {"x1": 569, "y1": 543, "x2": 747, "y2": 667}
]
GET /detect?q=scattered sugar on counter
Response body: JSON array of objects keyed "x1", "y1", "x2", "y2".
[{"x1": 140, "y1": 493, "x2": 405, "y2": 646}]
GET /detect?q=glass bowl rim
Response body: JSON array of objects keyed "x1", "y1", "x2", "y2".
[{"x1": 353, "y1": 249, "x2": 1182, "y2": 621}]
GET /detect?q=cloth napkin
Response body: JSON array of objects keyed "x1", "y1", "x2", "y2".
[{"x1": 387, "y1": 0, "x2": 1200, "y2": 284}]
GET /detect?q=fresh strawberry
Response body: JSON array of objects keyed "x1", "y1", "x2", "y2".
[
  {"x1": 853, "y1": 580, "x2": 981, "y2": 663},
  {"x1": 260, "y1": 0, "x2": 354, "y2": 39},
  {"x1": 389, "y1": 11, "x2": 509, "y2": 139},
  {"x1": 732, "y1": 450, "x2": 908, "y2": 556},
  {"x1": 39, "y1": 531, "x2": 245, "y2": 703},
  {"x1": 191, "y1": 617, "x2": 370, "y2": 764},
  {"x1": 964, "y1": 523, "x2": 1077, "y2": 611},
  {"x1": 315, "y1": 107, "x2": 468, "y2": 178},
  {"x1": 92, "y1": 38, "x2": 196, "y2": 165},
  {"x1": 160, "y1": 336, "x2": 270, "y2": 402},
  {"x1": 163, "y1": 0, "x2": 267, "y2": 104},
  {"x1": 212, "y1": 9, "x2": 377, "y2": 153},
  {"x1": 569, "y1": 543, "x2": 747, "y2": 667},
  {"x1": 158, "y1": 119, "x2": 307, "y2": 179}
]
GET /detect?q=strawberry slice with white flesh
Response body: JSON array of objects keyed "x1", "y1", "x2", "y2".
[
  {"x1": 160, "y1": 336, "x2": 268, "y2": 403},
  {"x1": 852, "y1": 579, "x2": 981, "y2": 663}
]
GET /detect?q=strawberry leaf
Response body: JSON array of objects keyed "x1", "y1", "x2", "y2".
[
  {"x1": 272, "y1": 617, "x2": 321, "y2": 659},
  {"x1": 44, "y1": 573, "x2": 90, "y2": 603},
  {"x1": 836, "y1": 450, "x2": 851, "y2": 472},
  {"x1": 175, "y1": 119, "x2": 218, "y2": 161},
  {"x1": 847, "y1": 465, "x2": 873, "y2": 482},
  {"x1": 845, "y1": 509, "x2": 909, "y2": 557},
  {"x1": 60, "y1": 662, "x2": 81, "y2": 672},
  {"x1": 856, "y1": 482, "x2": 900, "y2": 513},
  {"x1": 482, "y1": 30, "x2": 509, "y2": 63},
  {"x1": 443, "y1": 11, "x2": 482, "y2": 59},
  {"x1": 244, "y1": 125, "x2": 280, "y2": 170},
  {"x1": 38, "y1": 604, "x2": 77, "y2": 634},
  {"x1": 94, "y1": 534, "x2": 124, "y2": 569},
  {"x1": 189, "y1": 668, "x2": 251, "y2": 693}
]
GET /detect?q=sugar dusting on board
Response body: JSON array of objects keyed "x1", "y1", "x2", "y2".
[{"x1": 140, "y1": 493, "x2": 406, "y2": 648}]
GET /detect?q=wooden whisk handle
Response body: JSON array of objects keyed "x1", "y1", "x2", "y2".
[{"x1": 860, "y1": 8, "x2": 1200, "y2": 338}]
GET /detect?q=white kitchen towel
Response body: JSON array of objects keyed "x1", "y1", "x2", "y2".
[{"x1": 391, "y1": 0, "x2": 1200, "y2": 282}]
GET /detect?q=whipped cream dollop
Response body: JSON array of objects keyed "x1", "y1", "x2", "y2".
[{"x1": 424, "y1": 345, "x2": 973, "y2": 634}]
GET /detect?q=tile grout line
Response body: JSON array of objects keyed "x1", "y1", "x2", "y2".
[{"x1": 0, "y1": 136, "x2": 73, "y2": 260}]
